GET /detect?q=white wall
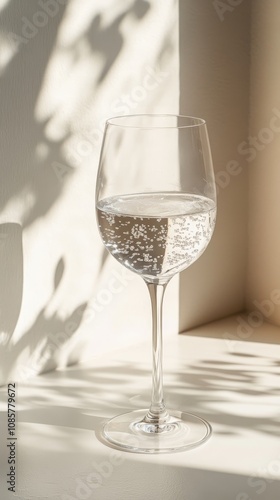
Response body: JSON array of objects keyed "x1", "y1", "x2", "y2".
[
  {"x1": 178, "y1": 0, "x2": 280, "y2": 335},
  {"x1": 0, "y1": 0, "x2": 179, "y2": 385},
  {"x1": 246, "y1": 0, "x2": 280, "y2": 327},
  {"x1": 179, "y1": 0, "x2": 251, "y2": 330}
]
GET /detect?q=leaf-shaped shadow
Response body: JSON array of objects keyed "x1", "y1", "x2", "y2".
[{"x1": 0, "y1": 257, "x2": 87, "y2": 384}]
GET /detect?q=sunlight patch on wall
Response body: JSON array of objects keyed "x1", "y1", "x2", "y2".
[
  {"x1": 0, "y1": 0, "x2": 9, "y2": 11},
  {"x1": 0, "y1": 32, "x2": 17, "y2": 74}
]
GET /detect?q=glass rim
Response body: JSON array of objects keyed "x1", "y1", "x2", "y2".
[{"x1": 105, "y1": 114, "x2": 206, "y2": 129}]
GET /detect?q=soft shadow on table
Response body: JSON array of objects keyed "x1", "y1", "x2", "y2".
[
  {"x1": 15, "y1": 348, "x2": 280, "y2": 441},
  {"x1": 9, "y1": 377, "x2": 280, "y2": 500},
  {"x1": 3, "y1": 350, "x2": 279, "y2": 500}
]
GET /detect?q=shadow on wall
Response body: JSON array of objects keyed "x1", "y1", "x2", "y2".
[
  {"x1": 78, "y1": 0, "x2": 150, "y2": 83},
  {"x1": 0, "y1": 223, "x2": 23, "y2": 346},
  {"x1": 0, "y1": 0, "x2": 154, "y2": 385},
  {"x1": 0, "y1": 0, "x2": 69, "y2": 227},
  {"x1": 0, "y1": 0, "x2": 150, "y2": 227},
  {"x1": 0, "y1": 257, "x2": 88, "y2": 384}
]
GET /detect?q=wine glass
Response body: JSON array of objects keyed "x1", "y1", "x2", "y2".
[{"x1": 95, "y1": 114, "x2": 216, "y2": 453}]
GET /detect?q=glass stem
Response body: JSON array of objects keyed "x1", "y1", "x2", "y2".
[{"x1": 144, "y1": 281, "x2": 170, "y2": 425}]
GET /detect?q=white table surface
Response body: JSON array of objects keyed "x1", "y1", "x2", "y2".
[{"x1": 1, "y1": 316, "x2": 280, "y2": 500}]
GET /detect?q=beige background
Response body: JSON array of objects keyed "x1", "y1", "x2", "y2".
[
  {"x1": 246, "y1": 0, "x2": 280, "y2": 327},
  {"x1": 179, "y1": 0, "x2": 251, "y2": 330}
]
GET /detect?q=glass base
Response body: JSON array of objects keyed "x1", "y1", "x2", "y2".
[{"x1": 101, "y1": 409, "x2": 212, "y2": 454}]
